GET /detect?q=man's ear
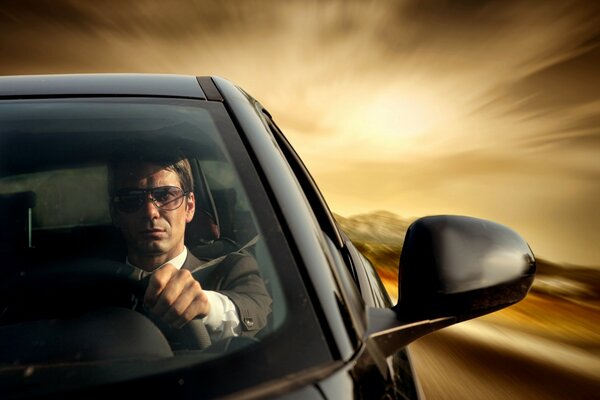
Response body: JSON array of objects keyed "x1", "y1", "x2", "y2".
[{"x1": 185, "y1": 192, "x2": 195, "y2": 223}]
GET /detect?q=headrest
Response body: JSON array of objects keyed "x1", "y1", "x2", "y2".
[
  {"x1": 185, "y1": 160, "x2": 220, "y2": 245},
  {"x1": 186, "y1": 209, "x2": 220, "y2": 246}
]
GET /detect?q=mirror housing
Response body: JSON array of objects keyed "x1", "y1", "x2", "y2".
[
  {"x1": 394, "y1": 215, "x2": 535, "y2": 323},
  {"x1": 363, "y1": 215, "x2": 536, "y2": 361}
]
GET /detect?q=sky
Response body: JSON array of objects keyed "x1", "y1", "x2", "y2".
[{"x1": 0, "y1": 0, "x2": 598, "y2": 266}]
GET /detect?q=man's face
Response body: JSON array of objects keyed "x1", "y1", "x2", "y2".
[{"x1": 111, "y1": 162, "x2": 195, "y2": 269}]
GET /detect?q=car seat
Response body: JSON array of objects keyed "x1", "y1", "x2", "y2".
[{"x1": 185, "y1": 159, "x2": 241, "y2": 260}]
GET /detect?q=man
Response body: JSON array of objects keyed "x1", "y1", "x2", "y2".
[{"x1": 109, "y1": 155, "x2": 271, "y2": 343}]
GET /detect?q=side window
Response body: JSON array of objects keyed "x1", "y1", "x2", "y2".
[
  {"x1": 343, "y1": 239, "x2": 392, "y2": 308},
  {"x1": 361, "y1": 252, "x2": 393, "y2": 308}
]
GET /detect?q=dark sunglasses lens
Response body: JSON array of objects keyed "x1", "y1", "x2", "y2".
[
  {"x1": 152, "y1": 187, "x2": 178, "y2": 202},
  {"x1": 153, "y1": 187, "x2": 184, "y2": 209},
  {"x1": 116, "y1": 194, "x2": 144, "y2": 213}
]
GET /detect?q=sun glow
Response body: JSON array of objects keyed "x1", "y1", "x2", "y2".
[
  {"x1": 364, "y1": 93, "x2": 442, "y2": 138},
  {"x1": 330, "y1": 87, "x2": 454, "y2": 160}
]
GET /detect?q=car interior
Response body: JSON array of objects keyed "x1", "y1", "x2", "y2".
[{"x1": 0, "y1": 134, "x2": 280, "y2": 372}]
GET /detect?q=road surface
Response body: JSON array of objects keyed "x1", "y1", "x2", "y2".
[{"x1": 408, "y1": 294, "x2": 600, "y2": 399}]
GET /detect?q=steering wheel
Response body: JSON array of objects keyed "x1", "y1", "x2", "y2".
[{"x1": 0, "y1": 258, "x2": 211, "y2": 355}]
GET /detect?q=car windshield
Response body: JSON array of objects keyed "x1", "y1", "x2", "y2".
[{"x1": 0, "y1": 98, "x2": 332, "y2": 397}]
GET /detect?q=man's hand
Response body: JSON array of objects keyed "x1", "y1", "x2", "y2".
[{"x1": 143, "y1": 264, "x2": 211, "y2": 329}]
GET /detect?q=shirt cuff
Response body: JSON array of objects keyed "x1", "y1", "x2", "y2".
[{"x1": 202, "y1": 290, "x2": 241, "y2": 336}]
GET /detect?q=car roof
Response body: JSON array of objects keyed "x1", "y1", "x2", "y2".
[{"x1": 0, "y1": 74, "x2": 208, "y2": 99}]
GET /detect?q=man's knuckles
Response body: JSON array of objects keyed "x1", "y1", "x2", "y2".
[
  {"x1": 186, "y1": 278, "x2": 202, "y2": 293},
  {"x1": 159, "y1": 288, "x2": 181, "y2": 308},
  {"x1": 145, "y1": 266, "x2": 207, "y2": 323},
  {"x1": 149, "y1": 265, "x2": 177, "y2": 289}
]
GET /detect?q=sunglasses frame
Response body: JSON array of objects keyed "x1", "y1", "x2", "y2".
[{"x1": 113, "y1": 186, "x2": 189, "y2": 213}]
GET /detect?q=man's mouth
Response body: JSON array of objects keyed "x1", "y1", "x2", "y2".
[{"x1": 141, "y1": 228, "x2": 166, "y2": 238}]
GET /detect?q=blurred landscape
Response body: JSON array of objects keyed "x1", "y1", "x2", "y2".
[{"x1": 336, "y1": 211, "x2": 600, "y2": 399}]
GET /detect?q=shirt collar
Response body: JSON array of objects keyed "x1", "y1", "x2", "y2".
[{"x1": 126, "y1": 247, "x2": 188, "y2": 271}]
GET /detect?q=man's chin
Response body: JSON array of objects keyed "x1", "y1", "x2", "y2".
[{"x1": 136, "y1": 241, "x2": 169, "y2": 256}]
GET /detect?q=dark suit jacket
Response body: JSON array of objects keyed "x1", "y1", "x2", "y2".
[{"x1": 182, "y1": 252, "x2": 272, "y2": 336}]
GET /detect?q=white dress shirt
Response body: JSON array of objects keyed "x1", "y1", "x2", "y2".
[{"x1": 127, "y1": 247, "x2": 241, "y2": 341}]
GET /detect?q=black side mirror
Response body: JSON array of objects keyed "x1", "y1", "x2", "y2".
[{"x1": 394, "y1": 215, "x2": 535, "y2": 322}]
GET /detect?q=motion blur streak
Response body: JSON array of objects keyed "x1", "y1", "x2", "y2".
[{"x1": 409, "y1": 309, "x2": 600, "y2": 399}]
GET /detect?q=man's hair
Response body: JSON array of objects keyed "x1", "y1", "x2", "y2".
[
  {"x1": 164, "y1": 157, "x2": 194, "y2": 193},
  {"x1": 107, "y1": 147, "x2": 194, "y2": 198}
]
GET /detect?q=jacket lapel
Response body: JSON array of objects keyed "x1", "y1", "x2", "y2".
[{"x1": 182, "y1": 252, "x2": 204, "y2": 271}]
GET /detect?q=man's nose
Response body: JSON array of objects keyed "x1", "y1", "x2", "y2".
[{"x1": 140, "y1": 196, "x2": 160, "y2": 218}]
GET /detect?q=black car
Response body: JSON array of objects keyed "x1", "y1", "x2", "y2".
[{"x1": 0, "y1": 74, "x2": 536, "y2": 399}]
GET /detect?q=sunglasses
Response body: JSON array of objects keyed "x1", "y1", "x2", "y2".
[{"x1": 113, "y1": 186, "x2": 189, "y2": 213}]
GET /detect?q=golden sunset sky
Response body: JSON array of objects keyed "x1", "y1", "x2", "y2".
[{"x1": 1, "y1": 0, "x2": 598, "y2": 266}]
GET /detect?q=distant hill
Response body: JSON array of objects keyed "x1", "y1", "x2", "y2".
[
  {"x1": 334, "y1": 211, "x2": 600, "y2": 304},
  {"x1": 334, "y1": 210, "x2": 414, "y2": 246}
]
